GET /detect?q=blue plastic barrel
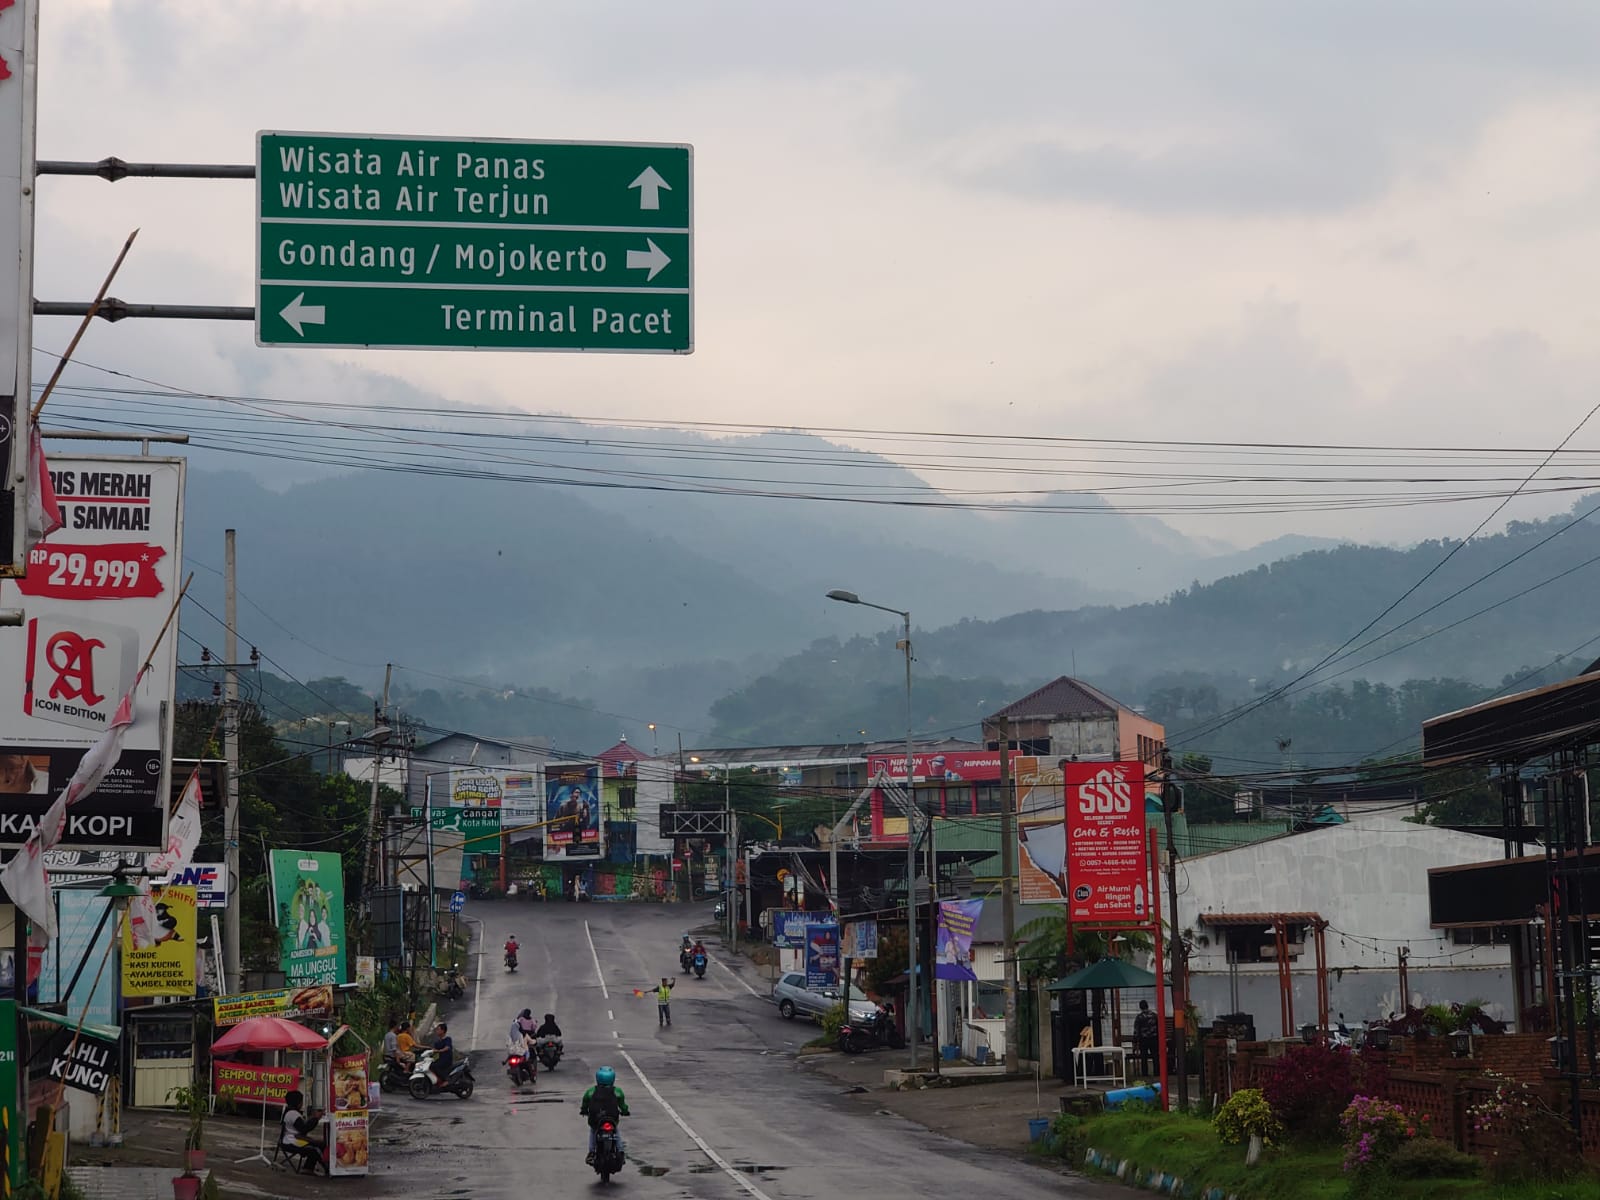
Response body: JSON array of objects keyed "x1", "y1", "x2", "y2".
[
  {"x1": 1102, "y1": 1083, "x2": 1162, "y2": 1110},
  {"x1": 1027, "y1": 1117, "x2": 1052, "y2": 1143}
]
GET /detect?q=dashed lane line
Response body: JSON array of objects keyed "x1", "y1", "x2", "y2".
[{"x1": 584, "y1": 918, "x2": 611, "y2": 1001}]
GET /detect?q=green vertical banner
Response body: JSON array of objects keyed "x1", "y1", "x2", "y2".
[
  {"x1": 269, "y1": 851, "x2": 348, "y2": 986},
  {"x1": 0, "y1": 998, "x2": 20, "y2": 1193}
]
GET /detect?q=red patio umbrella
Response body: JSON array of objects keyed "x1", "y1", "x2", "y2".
[
  {"x1": 213, "y1": 1017, "x2": 330, "y2": 1166},
  {"x1": 212, "y1": 1016, "x2": 329, "y2": 1054}
]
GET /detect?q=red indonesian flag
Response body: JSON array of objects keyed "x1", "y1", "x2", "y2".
[
  {"x1": 26, "y1": 428, "x2": 63, "y2": 542},
  {"x1": 129, "y1": 773, "x2": 203, "y2": 949},
  {"x1": 0, "y1": 671, "x2": 144, "y2": 944}
]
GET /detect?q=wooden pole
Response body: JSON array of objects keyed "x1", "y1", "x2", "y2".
[
  {"x1": 31, "y1": 229, "x2": 140, "y2": 421},
  {"x1": 1150, "y1": 828, "x2": 1168, "y2": 1110}
]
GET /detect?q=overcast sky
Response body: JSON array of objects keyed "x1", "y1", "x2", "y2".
[{"x1": 30, "y1": 1, "x2": 1600, "y2": 545}]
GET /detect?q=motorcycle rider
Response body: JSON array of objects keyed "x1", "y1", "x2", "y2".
[
  {"x1": 534, "y1": 1012, "x2": 562, "y2": 1039},
  {"x1": 395, "y1": 1021, "x2": 418, "y2": 1068},
  {"x1": 580, "y1": 1066, "x2": 630, "y2": 1164},
  {"x1": 428, "y1": 1022, "x2": 454, "y2": 1087},
  {"x1": 504, "y1": 935, "x2": 520, "y2": 968},
  {"x1": 507, "y1": 1008, "x2": 537, "y2": 1061}
]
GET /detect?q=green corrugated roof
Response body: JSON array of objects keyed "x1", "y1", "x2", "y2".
[{"x1": 927, "y1": 813, "x2": 1290, "y2": 878}]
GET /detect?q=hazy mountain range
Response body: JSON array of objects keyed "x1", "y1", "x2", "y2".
[{"x1": 94, "y1": 401, "x2": 1594, "y2": 759}]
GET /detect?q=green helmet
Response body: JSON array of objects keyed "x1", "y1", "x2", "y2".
[{"x1": 595, "y1": 1066, "x2": 615, "y2": 1086}]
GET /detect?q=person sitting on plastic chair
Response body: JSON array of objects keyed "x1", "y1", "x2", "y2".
[{"x1": 278, "y1": 1090, "x2": 326, "y2": 1174}]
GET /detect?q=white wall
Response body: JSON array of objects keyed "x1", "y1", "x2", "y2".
[
  {"x1": 1174, "y1": 817, "x2": 1514, "y2": 1032},
  {"x1": 634, "y1": 760, "x2": 676, "y2": 855}
]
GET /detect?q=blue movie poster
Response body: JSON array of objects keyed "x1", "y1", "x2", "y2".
[{"x1": 804, "y1": 921, "x2": 840, "y2": 989}]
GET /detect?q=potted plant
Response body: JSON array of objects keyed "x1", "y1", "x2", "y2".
[{"x1": 167, "y1": 1083, "x2": 209, "y2": 1180}]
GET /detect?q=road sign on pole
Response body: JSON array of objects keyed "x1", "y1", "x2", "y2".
[
  {"x1": 0, "y1": 0, "x2": 39, "y2": 577},
  {"x1": 256, "y1": 131, "x2": 692, "y2": 353},
  {"x1": 449, "y1": 891, "x2": 465, "y2": 915}
]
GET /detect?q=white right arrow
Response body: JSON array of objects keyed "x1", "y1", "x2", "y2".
[
  {"x1": 279, "y1": 292, "x2": 326, "y2": 337},
  {"x1": 628, "y1": 166, "x2": 670, "y2": 211},
  {"x1": 625, "y1": 239, "x2": 671, "y2": 281}
]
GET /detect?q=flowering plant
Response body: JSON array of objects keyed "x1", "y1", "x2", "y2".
[
  {"x1": 1214, "y1": 1088, "x2": 1284, "y2": 1147},
  {"x1": 1340, "y1": 1094, "x2": 1423, "y2": 1181},
  {"x1": 1465, "y1": 1071, "x2": 1583, "y2": 1184}
]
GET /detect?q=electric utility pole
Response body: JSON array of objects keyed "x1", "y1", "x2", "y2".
[
  {"x1": 361, "y1": 665, "x2": 393, "y2": 904},
  {"x1": 998, "y1": 717, "x2": 1020, "y2": 1074},
  {"x1": 1160, "y1": 749, "x2": 1189, "y2": 1109},
  {"x1": 223, "y1": 530, "x2": 241, "y2": 993}
]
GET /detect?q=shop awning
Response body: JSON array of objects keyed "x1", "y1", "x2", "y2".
[
  {"x1": 22, "y1": 1006, "x2": 120, "y2": 1042},
  {"x1": 1198, "y1": 911, "x2": 1320, "y2": 927}
]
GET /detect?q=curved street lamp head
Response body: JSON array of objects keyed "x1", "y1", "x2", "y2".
[{"x1": 826, "y1": 589, "x2": 860, "y2": 604}]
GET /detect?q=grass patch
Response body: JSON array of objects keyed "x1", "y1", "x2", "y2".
[{"x1": 1048, "y1": 1109, "x2": 1595, "y2": 1200}]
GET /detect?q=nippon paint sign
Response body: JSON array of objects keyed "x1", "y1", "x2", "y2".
[{"x1": 0, "y1": 456, "x2": 184, "y2": 850}]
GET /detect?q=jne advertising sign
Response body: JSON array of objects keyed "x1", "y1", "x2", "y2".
[{"x1": 0, "y1": 455, "x2": 184, "y2": 850}]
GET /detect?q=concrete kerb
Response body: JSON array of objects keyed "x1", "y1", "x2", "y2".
[{"x1": 1082, "y1": 1146, "x2": 1238, "y2": 1199}]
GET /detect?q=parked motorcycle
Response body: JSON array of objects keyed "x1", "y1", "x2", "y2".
[
  {"x1": 407, "y1": 1050, "x2": 475, "y2": 1100},
  {"x1": 692, "y1": 951, "x2": 708, "y2": 979},
  {"x1": 534, "y1": 1034, "x2": 563, "y2": 1071},
  {"x1": 505, "y1": 1051, "x2": 536, "y2": 1088},
  {"x1": 837, "y1": 1008, "x2": 903, "y2": 1054},
  {"x1": 591, "y1": 1120, "x2": 625, "y2": 1184},
  {"x1": 439, "y1": 965, "x2": 464, "y2": 1001},
  {"x1": 378, "y1": 1056, "x2": 410, "y2": 1092}
]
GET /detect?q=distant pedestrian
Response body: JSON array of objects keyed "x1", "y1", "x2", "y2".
[
  {"x1": 1133, "y1": 1000, "x2": 1158, "y2": 1079},
  {"x1": 655, "y1": 977, "x2": 675, "y2": 1027}
]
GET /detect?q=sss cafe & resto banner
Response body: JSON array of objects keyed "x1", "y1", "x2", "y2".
[
  {"x1": 1064, "y1": 761, "x2": 1150, "y2": 924},
  {"x1": 121, "y1": 884, "x2": 197, "y2": 996},
  {"x1": 270, "y1": 850, "x2": 348, "y2": 986},
  {"x1": 0, "y1": 455, "x2": 184, "y2": 852}
]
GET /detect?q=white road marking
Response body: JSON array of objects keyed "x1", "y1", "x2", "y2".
[
  {"x1": 713, "y1": 954, "x2": 762, "y2": 998},
  {"x1": 462, "y1": 914, "x2": 484, "y2": 1050},
  {"x1": 619, "y1": 1048, "x2": 777, "y2": 1200},
  {"x1": 608, "y1": 1009, "x2": 615, "y2": 1021},
  {"x1": 584, "y1": 919, "x2": 611, "y2": 1000}
]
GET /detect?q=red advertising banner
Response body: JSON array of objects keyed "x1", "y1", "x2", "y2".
[
  {"x1": 213, "y1": 1060, "x2": 301, "y2": 1105},
  {"x1": 329, "y1": 1052, "x2": 370, "y2": 1176},
  {"x1": 1064, "y1": 761, "x2": 1149, "y2": 923},
  {"x1": 866, "y1": 749, "x2": 1012, "y2": 783},
  {"x1": 15, "y1": 543, "x2": 168, "y2": 601}
]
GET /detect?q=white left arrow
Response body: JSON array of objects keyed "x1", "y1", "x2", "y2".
[
  {"x1": 625, "y1": 239, "x2": 671, "y2": 282},
  {"x1": 280, "y1": 292, "x2": 326, "y2": 336}
]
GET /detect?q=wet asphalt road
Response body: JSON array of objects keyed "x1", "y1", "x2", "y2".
[{"x1": 368, "y1": 900, "x2": 1126, "y2": 1200}]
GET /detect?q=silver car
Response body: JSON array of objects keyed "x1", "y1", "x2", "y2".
[{"x1": 771, "y1": 971, "x2": 878, "y2": 1023}]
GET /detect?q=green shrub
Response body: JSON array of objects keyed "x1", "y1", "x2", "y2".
[
  {"x1": 1387, "y1": 1137, "x2": 1480, "y2": 1180},
  {"x1": 1214, "y1": 1087, "x2": 1284, "y2": 1147},
  {"x1": 820, "y1": 1003, "x2": 846, "y2": 1040}
]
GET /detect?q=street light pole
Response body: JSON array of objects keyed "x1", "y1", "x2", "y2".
[{"x1": 827, "y1": 588, "x2": 919, "y2": 1070}]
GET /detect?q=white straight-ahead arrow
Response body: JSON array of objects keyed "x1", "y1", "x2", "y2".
[
  {"x1": 279, "y1": 292, "x2": 326, "y2": 336},
  {"x1": 625, "y1": 239, "x2": 671, "y2": 281},
  {"x1": 628, "y1": 166, "x2": 670, "y2": 211}
]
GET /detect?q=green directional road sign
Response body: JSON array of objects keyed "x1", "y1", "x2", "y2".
[{"x1": 256, "y1": 131, "x2": 693, "y2": 352}]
